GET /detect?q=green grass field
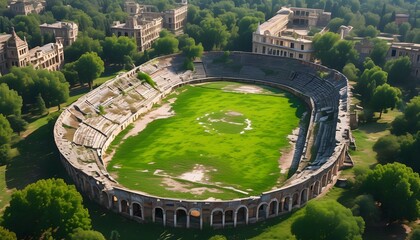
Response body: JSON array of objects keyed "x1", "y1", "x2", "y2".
[{"x1": 107, "y1": 82, "x2": 305, "y2": 200}]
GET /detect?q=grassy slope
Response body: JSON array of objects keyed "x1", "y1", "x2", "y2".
[{"x1": 108, "y1": 82, "x2": 305, "y2": 199}]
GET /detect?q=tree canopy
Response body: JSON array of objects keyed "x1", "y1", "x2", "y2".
[
  {"x1": 362, "y1": 163, "x2": 420, "y2": 221},
  {"x1": 0, "y1": 227, "x2": 16, "y2": 240},
  {"x1": 291, "y1": 200, "x2": 365, "y2": 240},
  {"x1": 384, "y1": 56, "x2": 412, "y2": 84},
  {"x1": 74, "y1": 52, "x2": 105, "y2": 89},
  {"x1": 68, "y1": 228, "x2": 106, "y2": 240},
  {"x1": 102, "y1": 35, "x2": 137, "y2": 63},
  {"x1": 0, "y1": 83, "x2": 22, "y2": 117},
  {"x1": 2, "y1": 178, "x2": 92, "y2": 239},
  {"x1": 391, "y1": 96, "x2": 420, "y2": 135},
  {"x1": 370, "y1": 83, "x2": 401, "y2": 118}
]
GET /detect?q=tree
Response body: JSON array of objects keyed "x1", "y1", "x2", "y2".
[
  {"x1": 391, "y1": 96, "x2": 420, "y2": 135},
  {"x1": 0, "y1": 83, "x2": 22, "y2": 117},
  {"x1": 68, "y1": 228, "x2": 105, "y2": 240},
  {"x1": 2, "y1": 178, "x2": 92, "y2": 239},
  {"x1": 313, "y1": 32, "x2": 340, "y2": 63},
  {"x1": 291, "y1": 200, "x2": 365, "y2": 240},
  {"x1": 342, "y1": 63, "x2": 359, "y2": 81},
  {"x1": 6, "y1": 115, "x2": 27, "y2": 135},
  {"x1": 370, "y1": 39, "x2": 389, "y2": 66},
  {"x1": 199, "y1": 17, "x2": 230, "y2": 50},
  {"x1": 355, "y1": 66, "x2": 387, "y2": 104},
  {"x1": 362, "y1": 163, "x2": 420, "y2": 221},
  {"x1": 351, "y1": 195, "x2": 381, "y2": 226},
  {"x1": 75, "y1": 52, "x2": 104, "y2": 89},
  {"x1": 153, "y1": 35, "x2": 179, "y2": 55},
  {"x1": 36, "y1": 93, "x2": 47, "y2": 115},
  {"x1": 373, "y1": 134, "x2": 400, "y2": 163},
  {"x1": 64, "y1": 35, "x2": 103, "y2": 62},
  {"x1": 409, "y1": 228, "x2": 420, "y2": 240},
  {"x1": 371, "y1": 84, "x2": 401, "y2": 118},
  {"x1": 384, "y1": 56, "x2": 412, "y2": 84},
  {"x1": 0, "y1": 114, "x2": 12, "y2": 164},
  {"x1": 102, "y1": 35, "x2": 137, "y2": 64},
  {"x1": 0, "y1": 227, "x2": 17, "y2": 240},
  {"x1": 328, "y1": 40, "x2": 359, "y2": 70}
]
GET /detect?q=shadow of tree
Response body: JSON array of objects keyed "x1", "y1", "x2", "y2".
[{"x1": 5, "y1": 119, "x2": 68, "y2": 190}]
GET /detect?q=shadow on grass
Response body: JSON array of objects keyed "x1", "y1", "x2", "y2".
[
  {"x1": 358, "y1": 122, "x2": 389, "y2": 134},
  {"x1": 5, "y1": 122, "x2": 68, "y2": 190}
]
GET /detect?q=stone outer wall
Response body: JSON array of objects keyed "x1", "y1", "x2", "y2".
[{"x1": 54, "y1": 52, "x2": 350, "y2": 229}]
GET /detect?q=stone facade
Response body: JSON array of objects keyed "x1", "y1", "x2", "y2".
[
  {"x1": 253, "y1": 7, "x2": 330, "y2": 61},
  {"x1": 387, "y1": 42, "x2": 420, "y2": 79},
  {"x1": 111, "y1": 0, "x2": 188, "y2": 52},
  {"x1": 9, "y1": 0, "x2": 45, "y2": 15},
  {"x1": 40, "y1": 21, "x2": 79, "y2": 47},
  {"x1": 0, "y1": 29, "x2": 64, "y2": 75},
  {"x1": 54, "y1": 52, "x2": 351, "y2": 229}
]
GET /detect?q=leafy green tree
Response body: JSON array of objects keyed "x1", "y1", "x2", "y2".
[
  {"x1": 409, "y1": 228, "x2": 420, "y2": 240},
  {"x1": 0, "y1": 226, "x2": 17, "y2": 240},
  {"x1": 384, "y1": 22, "x2": 399, "y2": 34},
  {"x1": 342, "y1": 63, "x2": 359, "y2": 81},
  {"x1": 355, "y1": 65, "x2": 387, "y2": 104},
  {"x1": 235, "y1": 16, "x2": 259, "y2": 51},
  {"x1": 2, "y1": 178, "x2": 92, "y2": 239},
  {"x1": 6, "y1": 115, "x2": 27, "y2": 135},
  {"x1": 291, "y1": 200, "x2": 365, "y2": 240},
  {"x1": 36, "y1": 93, "x2": 47, "y2": 115},
  {"x1": 370, "y1": 39, "x2": 389, "y2": 66},
  {"x1": 0, "y1": 83, "x2": 22, "y2": 117},
  {"x1": 75, "y1": 52, "x2": 104, "y2": 89},
  {"x1": 64, "y1": 35, "x2": 103, "y2": 62},
  {"x1": 351, "y1": 194, "x2": 381, "y2": 226},
  {"x1": 313, "y1": 32, "x2": 340, "y2": 63},
  {"x1": 0, "y1": 114, "x2": 13, "y2": 164},
  {"x1": 200, "y1": 17, "x2": 230, "y2": 50},
  {"x1": 102, "y1": 35, "x2": 137, "y2": 64},
  {"x1": 62, "y1": 62, "x2": 79, "y2": 86},
  {"x1": 373, "y1": 134, "x2": 400, "y2": 163},
  {"x1": 384, "y1": 56, "x2": 412, "y2": 84},
  {"x1": 328, "y1": 40, "x2": 359, "y2": 70},
  {"x1": 371, "y1": 84, "x2": 401, "y2": 118},
  {"x1": 68, "y1": 228, "x2": 105, "y2": 240},
  {"x1": 391, "y1": 96, "x2": 420, "y2": 135},
  {"x1": 153, "y1": 35, "x2": 179, "y2": 55},
  {"x1": 208, "y1": 235, "x2": 227, "y2": 240},
  {"x1": 362, "y1": 163, "x2": 420, "y2": 221}
]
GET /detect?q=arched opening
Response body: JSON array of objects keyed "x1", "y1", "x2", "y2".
[
  {"x1": 236, "y1": 206, "x2": 247, "y2": 225},
  {"x1": 120, "y1": 199, "x2": 129, "y2": 214},
  {"x1": 92, "y1": 186, "x2": 100, "y2": 203},
  {"x1": 101, "y1": 191, "x2": 109, "y2": 208},
  {"x1": 189, "y1": 209, "x2": 201, "y2": 228},
  {"x1": 257, "y1": 203, "x2": 268, "y2": 220},
  {"x1": 176, "y1": 209, "x2": 187, "y2": 227},
  {"x1": 300, "y1": 188, "x2": 308, "y2": 205},
  {"x1": 292, "y1": 192, "x2": 300, "y2": 207},
  {"x1": 212, "y1": 210, "x2": 223, "y2": 226},
  {"x1": 225, "y1": 210, "x2": 234, "y2": 225},
  {"x1": 283, "y1": 196, "x2": 291, "y2": 211},
  {"x1": 327, "y1": 170, "x2": 332, "y2": 183},
  {"x1": 111, "y1": 195, "x2": 118, "y2": 211},
  {"x1": 154, "y1": 207, "x2": 164, "y2": 224},
  {"x1": 313, "y1": 181, "x2": 320, "y2": 197},
  {"x1": 333, "y1": 164, "x2": 338, "y2": 175},
  {"x1": 321, "y1": 174, "x2": 327, "y2": 188},
  {"x1": 132, "y1": 203, "x2": 142, "y2": 219},
  {"x1": 269, "y1": 200, "x2": 278, "y2": 216}
]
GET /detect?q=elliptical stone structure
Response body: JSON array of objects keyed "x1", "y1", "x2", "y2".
[{"x1": 54, "y1": 52, "x2": 352, "y2": 229}]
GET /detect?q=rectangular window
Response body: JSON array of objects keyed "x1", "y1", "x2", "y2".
[
  {"x1": 391, "y1": 49, "x2": 396, "y2": 56},
  {"x1": 262, "y1": 46, "x2": 266, "y2": 54},
  {"x1": 417, "y1": 55, "x2": 420, "y2": 62},
  {"x1": 280, "y1": 41, "x2": 283, "y2": 46},
  {"x1": 301, "y1": 45, "x2": 304, "y2": 50},
  {"x1": 299, "y1": 54, "x2": 303, "y2": 59},
  {"x1": 290, "y1": 53, "x2": 294, "y2": 58},
  {"x1": 291, "y1": 43, "x2": 295, "y2": 48}
]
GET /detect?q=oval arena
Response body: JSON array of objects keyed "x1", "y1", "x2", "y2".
[{"x1": 54, "y1": 52, "x2": 352, "y2": 229}]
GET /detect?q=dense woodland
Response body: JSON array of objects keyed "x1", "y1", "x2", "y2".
[{"x1": 0, "y1": 0, "x2": 419, "y2": 239}]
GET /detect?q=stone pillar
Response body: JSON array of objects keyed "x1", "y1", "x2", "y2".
[
  {"x1": 234, "y1": 211, "x2": 237, "y2": 227},
  {"x1": 288, "y1": 198, "x2": 292, "y2": 212},
  {"x1": 222, "y1": 212, "x2": 225, "y2": 228},
  {"x1": 174, "y1": 213, "x2": 177, "y2": 227},
  {"x1": 187, "y1": 215, "x2": 190, "y2": 228},
  {"x1": 200, "y1": 215, "x2": 203, "y2": 229},
  {"x1": 163, "y1": 213, "x2": 166, "y2": 227},
  {"x1": 210, "y1": 213, "x2": 213, "y2": 226},
  {"x1": 118, "y1": 200, "x2": 121, "y2": 213},
  {"x1": 129, "y1": 204, "x2": 133, "y2": 217},
  {"x1": 246, "y1": 210, "x2": 249, "y2": 224},
  {"x1": 275, "y1": 201, "x2": 279, "y2": 216}
]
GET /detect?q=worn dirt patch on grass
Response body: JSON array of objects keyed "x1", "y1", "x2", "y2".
[{"x1": 161, "y1": 178, "x2": 222, "y2": 195}]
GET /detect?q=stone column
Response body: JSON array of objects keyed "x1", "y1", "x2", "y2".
[
  {"x1": 200, "y1": 215, "x2": 203, "y2": 229},
  {"x1": 234, "y1": 211, "x2": 237, "y2": 227},
  {"x1": 210, "y1": 213, "x2": 213, "y2": 227},
  {"x1": 222, "y1": 212, "x2": 225, "y2": 228},
  {"x1": 288, "y1": 198, "x2": 292, "y2": 212},
  {"x1": 187, "y1": 215, "x2": 190, "y2": 228},
  {"x1": 173, "y1": 213, "x2": 177, "y2": 227},
  {"x1": 163, "y1": 212, "x2": 166, "y2": 227},
  {"x1": 129, "y1": 204, "x2": 133, "y2": 217}
]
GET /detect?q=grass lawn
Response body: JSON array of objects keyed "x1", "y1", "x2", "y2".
[{"x1": 108, "y1": 82, "x2": 305, "y2": 199}]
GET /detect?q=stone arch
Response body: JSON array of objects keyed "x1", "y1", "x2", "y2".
[
  {"x1": 189, "y1": 208, "x2": 201, "y2": 229},
  {"x1": 327, "y1": 170, "x2": 332, "y2": 183},
  {"x1": 225, "y1": 209, "x2": 234, "y2": 225},
  {"x1": 333, "y1": 163, "x2": 339, "y2": 175},
  {"x1": 175, "y1": 208, "x2": 188, "y2": 228},
  {"x1": 300, "y1": 188, "x2": 308, "y2": 205},
  {"x1": 282, "y1": 196, "x2": 292, "y2": 212},
  {"x1": 268, "y1": 199, "x2": 278, "y2": 216},
  {"x1": 101, "y1": 191, "x2": 109, "y2": 208},
  {"x1": 111, "y1": 195, "x2": 118, "y2": 211},
  {"x1": 210, "y1": 208, "x2": 223, "y2": 226},
  {"x1": 257, "y1": 202, "x2": 268, "y2": 221},
  {"x1": 92, "y1": 186, "x2": 100, "y2": 203},
  {"x1": 153, "y1": 207, "x2": 165, "y2": 224},
  {"x1": 292, "y1": 192, "x2": 300, "y2": 207},
  {"x1": 235, "y1": 205, "x2": 248, "y2": 226},
  {"x1": 321, "y1": 174, "x2": 328, "y2": 188},
  {"x1": 120, "y1": 199, "x2": 129, "y2": 214},
  {"x1": 132, "y1": 202, "x2": 143, "y2": 219},
  {"x1": 313, "y1": 181, "x2": 321, "y2": 197}
]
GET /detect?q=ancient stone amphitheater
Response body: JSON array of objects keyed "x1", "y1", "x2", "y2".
[{"x1": 54, "y1": 52, "x2": 353, "y2": 229}]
